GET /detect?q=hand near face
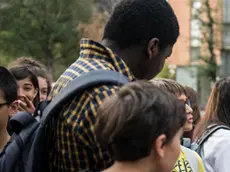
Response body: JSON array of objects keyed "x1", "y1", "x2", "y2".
[{"x1": 18, "y1": 95, "x2": 35, "y2": 114}]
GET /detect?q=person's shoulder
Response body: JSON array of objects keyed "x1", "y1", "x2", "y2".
[
  {"x1": 0, "y1": 134, "x2": 15, "y2": 155},
  {"x1": 193, "y1": 151, "x2": 205, "y2": 172},
  {"x1": 181, "y1": 146, "x2": 205, "y2": 172},
  {"x1": 205, "y1": 128, "x2": 230, "y2": 147},
  {"x1": 192, "y1": 150, "x2": 202, "y2": 161},
  {"x1": 181, "y1": 146, "x2": 201, "y2": 158},
  {"x1": 88, "y1": 84, "x2": 120, "y2": 100},
  {"x1": 181, "y1": 145, "x2": 194, "y2": 153},
  {"x1": 214, "y1": 128, "x2": 230, "y2": 137}
]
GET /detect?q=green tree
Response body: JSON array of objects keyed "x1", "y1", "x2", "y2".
[
  {"x1": 0, "y1": 0, "x2": 92, "y2": 78},
  {"x1": 0, "y1": 54, "x2": 13, "y2": 67},
  {"x1": 93, "y1": 0, "x2": 120, "y2": 17},
  {"x1": 190, "y1": 0, "x2": 221, "y2": 105},
  {"x1": 191, "y1": 0, "x2": 220, "y2": 82},
  {"x1": 156, "y1": 63, "x2": 176, "y2": 79}
]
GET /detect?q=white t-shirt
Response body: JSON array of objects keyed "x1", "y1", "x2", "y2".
[{"x1": 201, "y1": 129, "x2": 230, "y2": 172}]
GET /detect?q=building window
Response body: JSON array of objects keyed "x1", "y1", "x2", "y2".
[
  {"x1": 223, "y1": 0, "x2": 230, "y2": 23},
  {"x1": 191, "y1": 0, "x2": 201, "y2": 61}
]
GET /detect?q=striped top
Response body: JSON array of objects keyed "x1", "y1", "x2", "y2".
[{"x1": 49, "y1": 39, "x2": 135, "y2": 172}]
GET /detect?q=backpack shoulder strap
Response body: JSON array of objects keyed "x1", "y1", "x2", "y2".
[
  {"x1": 198, "y1": 125, "x2": 230, "y2": 145},
  {"x1": 42, "y1": 70, "x2": 129, "y2": 122},
  {"x1": 181, "y1": 146, "x2": 198, "y2": 171},
  {"x1": 10, "y1": 112, "x2": 36, "y2": 134}
]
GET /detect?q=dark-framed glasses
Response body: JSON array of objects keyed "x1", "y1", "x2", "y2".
[
  {"x1": 185, "y1": 98, "x2": 191, "y2": 107},
  {"x1": 0, "y1": 102, "x2": 9, "y2": 108}
]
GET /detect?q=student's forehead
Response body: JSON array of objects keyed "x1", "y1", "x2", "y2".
[
  {"x1": 177, "y1": 94, "x2": 187, "y2": 101},
  {"x1": 17, "y1": 78, "x2": 33, "y2": 86}
]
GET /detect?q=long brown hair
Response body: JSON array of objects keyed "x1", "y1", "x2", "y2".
[{"x1": 195, "y1": 77, "x2": 230, "y2": 139}]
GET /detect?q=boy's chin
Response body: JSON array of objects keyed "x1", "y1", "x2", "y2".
[{"x1": 183, "y1": 125, "x2": 193, "y2": 132}]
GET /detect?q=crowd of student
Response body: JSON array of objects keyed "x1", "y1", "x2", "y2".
[{"x1": 0, "y1": 0, "x2": 230, "y2": 172}]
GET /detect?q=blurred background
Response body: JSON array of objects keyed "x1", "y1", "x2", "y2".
[{"x1": 0, "y1": 0, "x2": 230, "y2": 107}]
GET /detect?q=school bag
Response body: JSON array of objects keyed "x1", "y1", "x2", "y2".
[
  {"x1": 194, "y1": 124, "x2": 230, "y2": 155},
  {"x1": 0, "y1": 70, "x2": 129, "y2": 172},
  {"x1": 182, "y1": 124, "x2": 230, "y2": 156}
]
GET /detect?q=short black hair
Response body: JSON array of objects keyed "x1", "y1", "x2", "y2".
[
  {"x1": 0, "y1": 66, "x2": 18, "y2": 104},
  {"x1": 103, "y1": 0, "x2": 179, "y2": 49},
  {"x1": 95, "y1": 81, "x2": 186, "y2": 161}
]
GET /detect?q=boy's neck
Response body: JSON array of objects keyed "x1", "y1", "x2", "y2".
[
  {"x1": 103, "y1": 158, "x2": 155, "y2": 172},
  {"x1": 0, "y1": 129, "x2": 10, "y2": 152}
]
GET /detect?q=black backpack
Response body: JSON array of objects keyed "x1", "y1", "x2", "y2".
[
  {"x1": 0, "y1": 70, "x2": 129, "y2": 172},
  {"x1": 182, "y1": 124, "x2": 230, "y2": 155}
]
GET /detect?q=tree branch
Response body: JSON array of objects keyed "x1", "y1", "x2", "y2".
[{"x1": 204, "y1": 0, "x2": 215, "y2": 63}]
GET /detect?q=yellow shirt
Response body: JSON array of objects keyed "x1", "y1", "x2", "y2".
[{"x1": 172, "y1": 148, "x2": 205, "y2": 172}]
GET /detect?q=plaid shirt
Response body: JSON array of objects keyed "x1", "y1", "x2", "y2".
[{"x1": 49, "y1": 39, "x2": 135, "y2": 172}]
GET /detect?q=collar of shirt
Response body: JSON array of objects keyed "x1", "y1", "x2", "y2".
[{"x1": 80, "y1": 38, "x2": 136, "y2": 82}]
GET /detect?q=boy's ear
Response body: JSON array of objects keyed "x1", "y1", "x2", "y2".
[
  {"x1": 154, "y1": 134, "x2": 167, "y2": 158},
  {"x1": 9, "y1": 100, "x2": 19, "y2": 118}
]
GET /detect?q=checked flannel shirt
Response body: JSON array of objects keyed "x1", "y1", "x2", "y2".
[{"x1": 49, "y1": 39, "x2": 135, "y2": 172}]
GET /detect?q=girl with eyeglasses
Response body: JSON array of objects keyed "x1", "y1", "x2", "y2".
[{"x1": 151, "y1": 78, "x2": 205, "y2": 172}]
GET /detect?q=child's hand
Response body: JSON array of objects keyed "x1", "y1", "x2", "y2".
[{"x1": 18, "y1": 96, "x2": 35, "y2": 114}]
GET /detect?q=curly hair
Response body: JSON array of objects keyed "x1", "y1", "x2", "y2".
[{"x1": 103, "y1": 0, "x2": 179, "y2": 49}]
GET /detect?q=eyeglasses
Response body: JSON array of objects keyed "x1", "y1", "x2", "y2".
[
  {"x1": 0, "y1": 102, "x2": 9, "y2": 108},
  {"x1": 185, "y1": 98, "x2": 191, "y2": 107}
]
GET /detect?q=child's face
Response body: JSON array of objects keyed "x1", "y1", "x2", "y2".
[
  {"x1": 38, "y1": 77, "x2": 48, "y2": 102},
  {"x1": 154, "y1": 128, "x2": 184, "y2": 172},
  {"x1": 177, "y1": 94, "x2": 193, "y2": 132},
  {"x1": 0, "y1": 89, "x2": 18, "y2": 129},
  {"x1": 17, "y1": 77, "x2": 38, "y2": 104}
]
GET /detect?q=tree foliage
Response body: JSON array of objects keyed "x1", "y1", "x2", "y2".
[
  {"x1": 0, "y1": 54, "x2": 13, "y2": 67},
  {"x1": 0, "y1": 0, "x2": 93, "y2": 78},
  {"x1": 191, "y1": 0, "x2": 220, "y2": 81},
  {"x1": 79, "y1": 9, "x2": 106, "y2": 42},
  {"x1": 93, "y1": 0, "x2": 120, "y2": 17},
  {"x1": 156, "y1": 63, "x2": 176, "y2": 80}
]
